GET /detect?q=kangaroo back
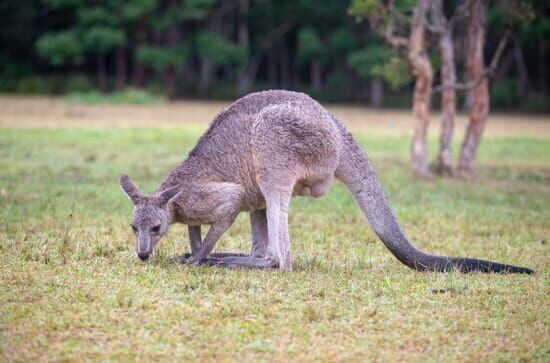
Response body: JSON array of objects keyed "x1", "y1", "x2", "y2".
[{"x1": 335, "y1": 129, "x2": 533, "y2": 274}]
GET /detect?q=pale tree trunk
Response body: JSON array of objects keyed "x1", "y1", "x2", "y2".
[
  {"x1": 369, "y1": 77, "x2": 384, "y2": 107},
  {"x1": 408, "y1": 0, "x2": 433, "y2": 177},
  {"x1": 432, "y1": 0, "x2": 456, "y2": 176},
  {"x1": 463, "y1": 89, "x2": 472, "y2": 111},
  {"x1": 457, "y1": 0, "x2": 489, "y2": 178}
]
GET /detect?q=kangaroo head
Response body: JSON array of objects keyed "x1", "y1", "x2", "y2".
[{"x1": 119, "y1": 175, "x2": 182, "y2": 261}]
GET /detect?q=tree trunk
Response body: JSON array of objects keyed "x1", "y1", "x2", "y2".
[
  {"x1": 407, "y1": 0, "x2": 433, "y2": 178},
  {"x1": 279, "y1": 42, "x2": 290, "y2": 89},
  {"x1": 236, "y1": 0, "x2": 251, "y2": 95},
  {"x1": 236, "y1": 17, "x2": 295, "y2": 95},
  {"x1": 432, "y1": 0, "x2": 456, "y2": 176},
  {"x1": 97, "y1": 52, "x2": 107, "y2": 92},
  {"x1": 457, "y1": 0, "x2": 489, "y2": 179},
  {"x1": 512, "y1": 34, "x2": 530, "y2": 97},
  {"x1": 237, "y1": 56, "x2": 262, "y2": 95},
  {"x1": 311, "y1": 59, "x2": 321, "y2": 92},
  {"x1": 164, "y1": 0, "x2": 179, "y2": 98},
  {"x1": 495, "y1": 49, "x2": 514, "y2": 80},
  {"x1": 369, "y1": 77, "x2": 384, "y2": 107},
  {"x1": 133, "y1": 15, "x2": 148, "y2": 87},
  {"x1": 267, "y1": 48, "x2": 278, "y2": 86},
  {"x1": 164, "y1": 66, "x2": 176, "y2": 98},
  {"x1": 538, "y1": 36, "x2": 547, "y2": 96},
  {"x1": 134, "y1": 63, "x2": 146, "y2": 88},
  {"x1": 238, "y1": 0, "x2": 249, "y2": 48},
  {"x1": 115, "y1": 47, "x2": 127, "y2": 89},
  {"x1": 198, "y1": 59, "x2": 213, "y2": 94},
  {"x1": 292, "y1": 53, "x2": 301, "y2": 88}
]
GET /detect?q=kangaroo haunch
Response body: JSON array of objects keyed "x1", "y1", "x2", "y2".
[{"x1": 120, "y1": 90, "x2": 533, "y2": 274}]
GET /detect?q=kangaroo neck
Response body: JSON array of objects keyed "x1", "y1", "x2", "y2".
[{"x1": 155, "y1": 155, "x2": 209, "y2": 194}]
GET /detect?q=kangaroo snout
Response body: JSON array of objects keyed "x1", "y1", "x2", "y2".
[{"x1": 137, "y1": 251, "x2": 151, "y2": 261}]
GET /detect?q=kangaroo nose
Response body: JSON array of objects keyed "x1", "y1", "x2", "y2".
[{"x1": 137, "y1": 252, "x2": 150, "y2": 261}]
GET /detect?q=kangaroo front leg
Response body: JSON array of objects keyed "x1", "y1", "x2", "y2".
[
  {"x1": 191, "y1": 217, "x2": 235, "y2": 264},
  {"x1": 175, "y1": 225, "x2": 202, "y2": 263},
  {"x1": 206, "y1": 191, "x2": 291, "y2": 270},
  {"x1": 192, "y1": 209, "x2": 272, "y2": 269},
  {"x1": 178, "y1": 225, "x2": 243, "y2": 263},
  {"x1": 188, "y1": 225, "x2": 248, "y2": 258},
  {"x1": 189, "y1": 225, "x2": 202, "y2": 255},
  {"x1": 177, "y1": 222, "x2": 248, "y2": 264}
]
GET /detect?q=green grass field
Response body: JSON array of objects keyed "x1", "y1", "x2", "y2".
[{"x1": 1, "y1": 98, "x2": 549, "y2": 361}]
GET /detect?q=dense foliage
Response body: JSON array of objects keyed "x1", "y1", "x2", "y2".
[{"x1": 0, "y1": 0, "x2": 548, "y2": 110}]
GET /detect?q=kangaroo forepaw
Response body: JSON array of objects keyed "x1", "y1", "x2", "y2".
[
  {"x1": 191, "y1": 257, "x2": 223, "y2": 267},
  {"x1": 174, "y1": 253, "x2": 192, "y2": 264},
  {"x1": 210, "y1": 256, "x2": 278, "y2": 269},
  {"x1": 176, "y1": 252, "x2": 249, "y2": 264}
]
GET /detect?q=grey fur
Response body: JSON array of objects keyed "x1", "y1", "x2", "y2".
[{"x1": 120, "y1": 90, "x2": 533, "y2": 273}]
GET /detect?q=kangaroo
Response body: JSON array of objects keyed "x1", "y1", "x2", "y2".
[{"x1": 120, "y1": 90, "x2": 533, "y2": 274}]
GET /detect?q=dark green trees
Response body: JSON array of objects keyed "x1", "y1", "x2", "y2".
[{"x1": 0, "y1": 0, "x2": 546, "y2": 108}]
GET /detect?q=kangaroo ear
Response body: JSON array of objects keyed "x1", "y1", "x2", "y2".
[
  {"x1": 120, "y1": 175, "x2": 145, "y2": 205},
  {"x1": 156, "y1": 185, "x2": 183, "y2": 208}
]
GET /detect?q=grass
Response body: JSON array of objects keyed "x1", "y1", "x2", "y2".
[
  {"x1": 65, "y1": 88, "x2": 160, "y2": 105},
  {"x1": 0, "y1": 97, "x2": 549, "y2": 361}
]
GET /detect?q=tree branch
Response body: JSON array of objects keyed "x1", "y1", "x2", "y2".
[
  {"x1": 388, "y1": 3, "x2": 410, "y2": 25},
  {"x1": 448, "y1": 0, "x2": 472, "y2": 26},
  {"x1": 258, "y1": 19, "x2": 296, "y2": 51},
  {"x1": 427, "y1": 0, "x2": 446, "y2": 35},
  {"x1": 432, "y1": 30, "x2": 511, "y2": 93},
  {"x1": 384, "y1": 17, "x2": 408, "y2": 47}
]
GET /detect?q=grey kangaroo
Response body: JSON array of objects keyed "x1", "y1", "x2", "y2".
[{"x1": 120, "y1": 90, "x2": 533, "y2": 274}]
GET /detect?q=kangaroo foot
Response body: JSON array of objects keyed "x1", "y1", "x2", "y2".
[
  {"x1": 208, "y1": 255, "x2": 279, "y2": 269},
  {"x1": 176, "y1": 252, "x2": 249, "y2": 264}
]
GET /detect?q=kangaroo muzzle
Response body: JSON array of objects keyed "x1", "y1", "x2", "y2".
[{"x1": 136, "y1": 235, "x2": 152, "y2": 261}]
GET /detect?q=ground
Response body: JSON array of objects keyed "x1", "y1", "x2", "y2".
[{"x1": 0, "y1": 96, "x2": 548, "y2": 362}]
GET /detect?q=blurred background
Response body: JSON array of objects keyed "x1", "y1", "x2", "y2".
[{"x1": 0, "y1": 0, "x2": 548, "y2": 112}]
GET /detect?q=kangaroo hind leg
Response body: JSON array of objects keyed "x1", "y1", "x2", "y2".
[
  {"x1": 212, "y1": 188, "x2": 292, "y2": 270},
  {"x1": 261, "y1": 186, "x2": 293, "y2": 270},
  {"x1": 250, "y1": 208, "x2": 268, "y2": 257}
]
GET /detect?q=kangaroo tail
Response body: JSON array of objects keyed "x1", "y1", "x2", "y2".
[{"x1": 335, "y1": 131, "x2": 533, "y2": 274}]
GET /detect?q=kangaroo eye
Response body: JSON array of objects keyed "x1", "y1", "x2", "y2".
[
  {"x1": 151, "y1": 225, "x2": 161, "y2": 234},
  {"x1": 131, "y1": 225, "x2": 137, "y2": 233}
]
